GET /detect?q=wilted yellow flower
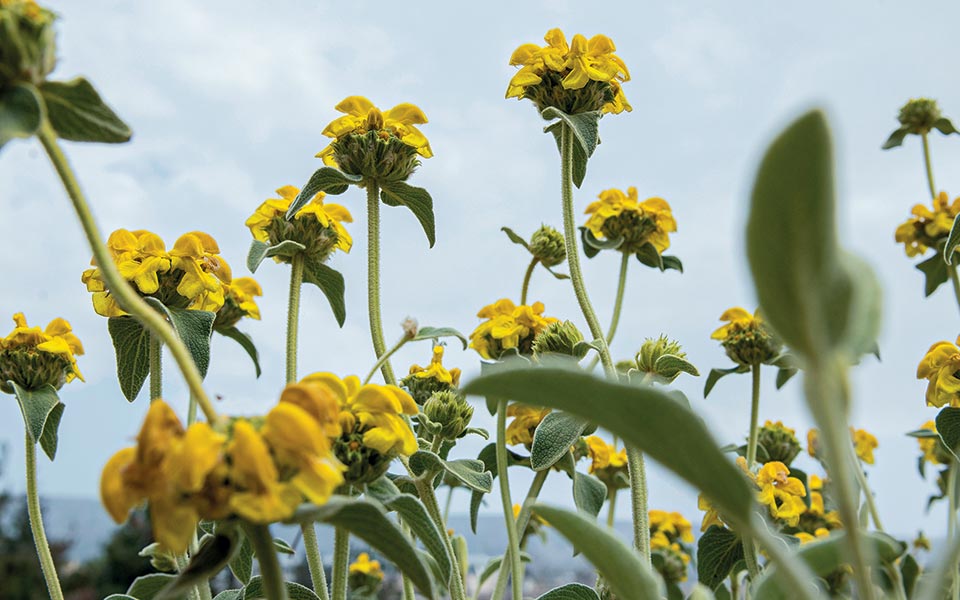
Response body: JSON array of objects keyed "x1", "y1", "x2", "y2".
[
  {"x1": 506, "y1": 28, "x2": 631, "y2": 115},
  {"x1": 300, "y1": 372, "x2": 418, "y2": 483},
  {"x1": 583, "y1": 187, "x2": 676, "y2": 255},
  {"x1": 100, "y1": 401, "x2": 227, "y2": 552},
  {"x1": 917, "y1": 336, "x2": 960, "y2": 407},
  {"x1": 469, "y1": 298, "x2": 559, "y2": 360},
  {"x1": 649, "y1": 510, "x2": 694, "y2": 550},
  {"x1": 0, "y1": 312, "x2": 84, "y2": 392},
  {"x1": 755, "y1": 461, "x2": 806, "y2": 527},
  {"x1": 895, "y1": 191, "x2": 960, "y2": 257},
  {"x1": 81, "y1": 229, "x2": 232, "y2": 317},
  {"x1": 349, "y1": 552, "x2": 384, "y2": 580},
  {"x1": 505, "y1": 403, "x2": 551, "y2": 447},
  {"x1": 246, "y1": 185, "x2": 353, "y2": 263},
  {"x1": 214, "y1": 277, "x2": 263, "y2": 330},
  {"x1": 851, "y1": 428, "x2": 878, "y2": 464},
  {"x1": 711, "y1": 307, "x2": 782, "y2": 366}
]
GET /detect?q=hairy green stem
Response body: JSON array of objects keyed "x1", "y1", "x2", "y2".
[
  {"x1": 922, "y1": 132, "x2": 937, "y2": 199},
  {"x1": 746, "y1": 363, "x2": 761, "y2": 468},
  {"x1": 627, "y1": 447, "x2": 650, "y2": 563},
  {"x1": 559, "y1": 125, "x2": 615, "y2": 377},
  {"x1": 606, "y1": 487, "x2": 618, "y2": 528},
  {"x1": 366, "y1": 182, "x2": 396, "y2": 385},
  {"x1": 173, "y1": 554, "x2": 201, "y2": 600},
  {"x1": 246, "y1": 524, "x2": 288, "y2": 600},
  {"x1": 414, "y1": 475, "x2": 468, "y2": 600},
  {"x1": 363, "y1": 334, "x2": 409, "y2": 385},
  {"x1": 515, "y1": 469, "x2": 549, "y2": 549},
  {"x1": 36, "y1": 122, "x2": 219, "y2": 424},
  {"x1": 492, "y1": 399, "x2": 523, "y2": 600},
  {"x1": 520, "y1": 257, "x2": 538, "y2": 306},
  {"x1": 25, "y1": 430, "x2": 64, "y2": 600},
  {"x1": 443, "y1": 486, "x2": 455, "y2": 523},
  {"x1": 286, "y1": 253, "x2": 305, "y2": 384},
  {"x1": 331, "y1": 527, "x2": 350, "y2": 600},
  {"x1": 606, "y1": 252, "x2": 630, "y2": 345},
  {"x1": 302, "y1": 524, "x2": 330, "y2": 600},
  {"x1": 401, "y1": 521, "x2": 417, "y2": 600},
  {"x1": 149, "y1": 337, "x2": 162, "y2": 401}
]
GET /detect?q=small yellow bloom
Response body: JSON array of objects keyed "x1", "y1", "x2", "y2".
[
  {"x1": 917, "y1": 336, "x2": 960, "y2": 407},
  {"x1": 505, "y1": 403, "x2": 551, "y2": 447},
  {"x1": 214, "y1": 277, "x2": 263, "y2": 330},
  {"x1": 755, "y1": 461, "x2": 806, "y2": 527},
  {"x1": 506, "y1": 28, "x2": 631, "y2": 115},
  {"x1": 698, "y1": 495, "x2": 722, "y2": 532},
  {"x1": 895, "y1": 191, "x2": 960, "y2": 257},
  {"x1": 409, "y1": 345, "x2": 461, "y2": 386},
  {"x1": 649, "y1": 509, "x2": 694, "y2": 550},
  {"x1": 583, "y1": 187, "x2": 676, "y2": 255},
  {"x1": 245, "y1": 185, "x2": 353, "y2": 259},
  {"x1": 0, "y1": 312, "x2": 84, "y2": 391},
  {"x1": 851, "y1": 428, "x2": 878, "y2": 464},
  {"x1": 469, "y1": 298, "x2": 559, "y2": 360},
  {"x1": 584, "y1": 435, "x2": 629, "y2": 490},
  {"x1": 711, "y1": 307, "x2": 781, "y2": 366},
  {"x1": 796, "y1": 528, "x2": 830, "y2": 544},
  {"x1": 349, "y1": 552, "x2": 384, "y2": 581},
  {"x1": 169, "y1": 231, "x2": 232, "y2": 313}
]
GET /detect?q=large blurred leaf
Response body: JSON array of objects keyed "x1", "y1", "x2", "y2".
[
  {"x1": 533, "y1": 504, "x2": 662, "y2": 599},
  {"x1": 464, "y1": 366, "x2": 755, "y2": 530},
  {"x1": 536, "y1": 583, "x2": 601, "y2": 600}
]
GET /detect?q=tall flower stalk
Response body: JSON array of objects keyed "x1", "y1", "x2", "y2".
[{"x1": 24, "y1": 430, "x2": 64, "y2": 600}]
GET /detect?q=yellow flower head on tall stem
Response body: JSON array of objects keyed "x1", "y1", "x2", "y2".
[
  {"x1": 583, "y1": 435, "x2": 629, "y2": 490},
  {"x1": 505, "y1": 403, "x2": 551, "y2": 447},
  {"x1": 469, "y1": 298, "x2": 559, "y2": 360},
  {"x1": 895, "y1": 191, "x2": 960, "y2": 257},
  {"x1": 0, "y1": 312, "x2": 84, "y2": 392},
  {"x1": 507, "y1": 28, "x2": 631, "y2": 115},
  {"x1": 317, "y1": 96, "x2": 432, "y2": 181},
  {"x1": 245, "y1": 185, "x2": 353, "y2": 262},
  {"x1": 755, "y1": 461, "x2": 807, "y2": 527},
  {"x1": 402, "y1": 345, "x2": 462, "y2": 405},
  {"x1": 917, "y1": 336, "x2": 960, "y2": 407},
  {"x1": 711, "y1": 307, "x2": 782, "y2": 366},
  {"x1": 583, "y1": 187, "x2": 676, "y2": 255},
  {"x1": 214, "y1": 277, "x2": 263, "y2": 331},
  {"x1": 300, "y1": 372, "x2": 418, "y2": 484}
]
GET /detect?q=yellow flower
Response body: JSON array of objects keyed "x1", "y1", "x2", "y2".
[
  {"x1": 583, "y1": 187, "x2": 676, "y2": 255},
  {"x1": 349, "y1": 552, "x2": 384, "y2": 581},
  {"x1": 228, "y1": 420, "x2": 302, "y2": 524},
  {"x1": 261, "y1": 403, "x2": 344, "y2": 506},
  {"x1": 795, "y1": 529, "x2": 830, "y2": 544},
  {"x1": 505, "y1": 403, "x2": 551, "y2": 447},
  {"x1": 82, "y1": 229, "x2": 172, "y2": 317},
  {"x1": 755, "y1": 461, "x2": 807, "y2": 527},
  {"x1": 698, "y1": 495, "x2": 722, "y2": 532},
  {"x1": 917, "y1": 336, "x2": 960, "y2": 407},
  {"x1": 584, "y1": 435, "x2": 626, "y2": 473},
  {"x1": 169, "y1": 231, "x2": 232, "y2": 313},
  {"x1": 402, "y1": 345, "x2": 462, "y2": 405},
  {"x1": 469, "y1": 298, "x2": 559, "y2": 360},
  {"x1": 807, "y1": 428, "x2": 820, "y2": 458},
  {"x1": 245, "y1": 185, "x2": 353, "y2": 259},
  {"x1": 649, "y1": 510, "x2": 694, "y2": 550},
  {"x1": 506, "y1": 28, "x2": 631, "y2": 115},
  {"x1": 851, "y1": 428, "x2": 878, "y2": 464},
  {"x1": 918, "y1": 420, "x2": 949, "y2": 465},
  {"x1": 895, "y1": 191, "x2": 960, "y2": 257},
  {"x1": 301, "y1": 372, "x2": 419, "y2": 457},
  {"x1": 214, "y1": 277, "x2": 263, "y2": 330},
  {"x1": 100, "y1": 401, "x2": 227, "y2": 552},
  {"x1": 710, "y1": 307, "x2": 781, "y2": 366},
  {"x1": 0, "y1": 312, "x2": 84, "y2": 391}
]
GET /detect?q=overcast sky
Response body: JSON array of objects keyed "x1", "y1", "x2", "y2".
[{"x1": 2, "y1": 0, "x2": 960, "y2": 540}]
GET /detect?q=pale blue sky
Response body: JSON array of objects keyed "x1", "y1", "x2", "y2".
[{"x1": 2, "y1": 0, "x2": 960, "y2": 539}]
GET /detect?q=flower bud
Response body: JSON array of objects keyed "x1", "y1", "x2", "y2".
[
  {"x1": 0, "y1": 0, "x2": 56, "y2": 86},
  {"x1": 532, "y1": 320, "x2": 587, "y2": 359},
  {"x1": 529, "y1": 225, "x2": 566, "y2": 267},
  {"x1": 423, "y1": 391, "x2": 473, "y2": 441},
  {"x1": 756, "y1": 421, "x2": 801, "y2": 467},
  {"x1": 898, "y1": 98, "x2": 942, "y2": 134},
  {"x1": 333, "y1": 431, "x2": 394, "y2": 486},
  {"x1": 0, "y1": 313, "x2": 83, "y2": 393},
  {"x1": 653, "y1": 543, "x2": 691, "y2": 584}
]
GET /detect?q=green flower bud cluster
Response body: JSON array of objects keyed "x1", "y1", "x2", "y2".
[
  {"x1": 653, "y1": 544, "x2": 690, "y2": 585},
  {"x1": 529, "y1": 225, "x2": 566, "y2": 267},
  {"x1": 898, "y1": 98, "x2": 942, "y2": 134},
  {"x1": 756, "y1": 421, "x2": 802, "y2": 467},
  {"x1": 599, "y1": 209, "x2": 658, "y2": 254},
  {"x1": 402, "y1": 372, "x2": 455, "y2": 406},
  {"x1": 722, "y1": 324, "x2": 781, "y2": 367},
  {"x1": 532, "y1": 320, "x2": 587, "y2": 359},
  {"x1": 264, "y1": 215, "x2": 342, "y2": 265},
  {"x1": 0, "y1": 347, "x2": 71, "y2": 393},
  {"x1": 0, "y1": 0, "x2": 56, "y2": 87},
  {"x1": 627, "y1": 335, "x2": 699, "y2": 384},
  {"x1": 331, "y1": 130, "x2": 421, "y2": 183},
  {"x1": 334, "y1": 430, "x2": 392, "y2": 486},
  {"x1": 423, "y1": 391, "x2": 474, "y2": 441}
]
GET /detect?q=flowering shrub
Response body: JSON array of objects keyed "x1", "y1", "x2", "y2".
[{"x1": 4, "y1": 5, "x2": 960, "y2": 600}]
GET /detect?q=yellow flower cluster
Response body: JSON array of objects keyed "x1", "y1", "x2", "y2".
[
  {"x1": 246, "y1": 185, "x2": 353, "y2": 260},
  {"x1": 505, "y1": 403, "x2": 551, "y2": 447},
  {"x1": 81, "y1": 229, "x2": 232, "y2": 317},
  {"x1": 711, "y1": 307, "x2": 781, "y2": 366},
  {"x1": 101, "y1": 386, "x2": 346, "y2": 552},
  {"x1": 807, "y1": 427, "x2": 878, "y2": 464},
  {"x1": 349, "y1": 552, "x2": 384, "y2": 581},
  {"x1": 741, "y1": 459, "x2": 807, "y2": 527},
  {"x1": 402, "y1": 345, "x2": 463, "y2": 405},
  {"x1": 895, "y1": 191, "x2": 960, "y2": 257},
  {"x1": 795, "y1": 474, "x2": 841, "y2": 544},
  {"x1": 0, "y1": 312, "x2": 84, "y2": 392},
  {"x1": 649, "y1": 510, "x2": 694, "y2": 550},
  {"x1": 507, "y1": 28, "x2": 631, "y2": 115},
  {"x1": 917, "y1": 336, "x2": 960, "y2": 407},
  {"x1": 584, "y1": 435, "x2": 629, "y2": 489},
  {"x1": 469, "y1": 298, "x2": 559, "y2": 360},
  {"x1": 583, "y1": 187, "x2": 676, "y2": 255},
  {"x1": 214, "y1": 277, "x2": 263, "y2": 330}
]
